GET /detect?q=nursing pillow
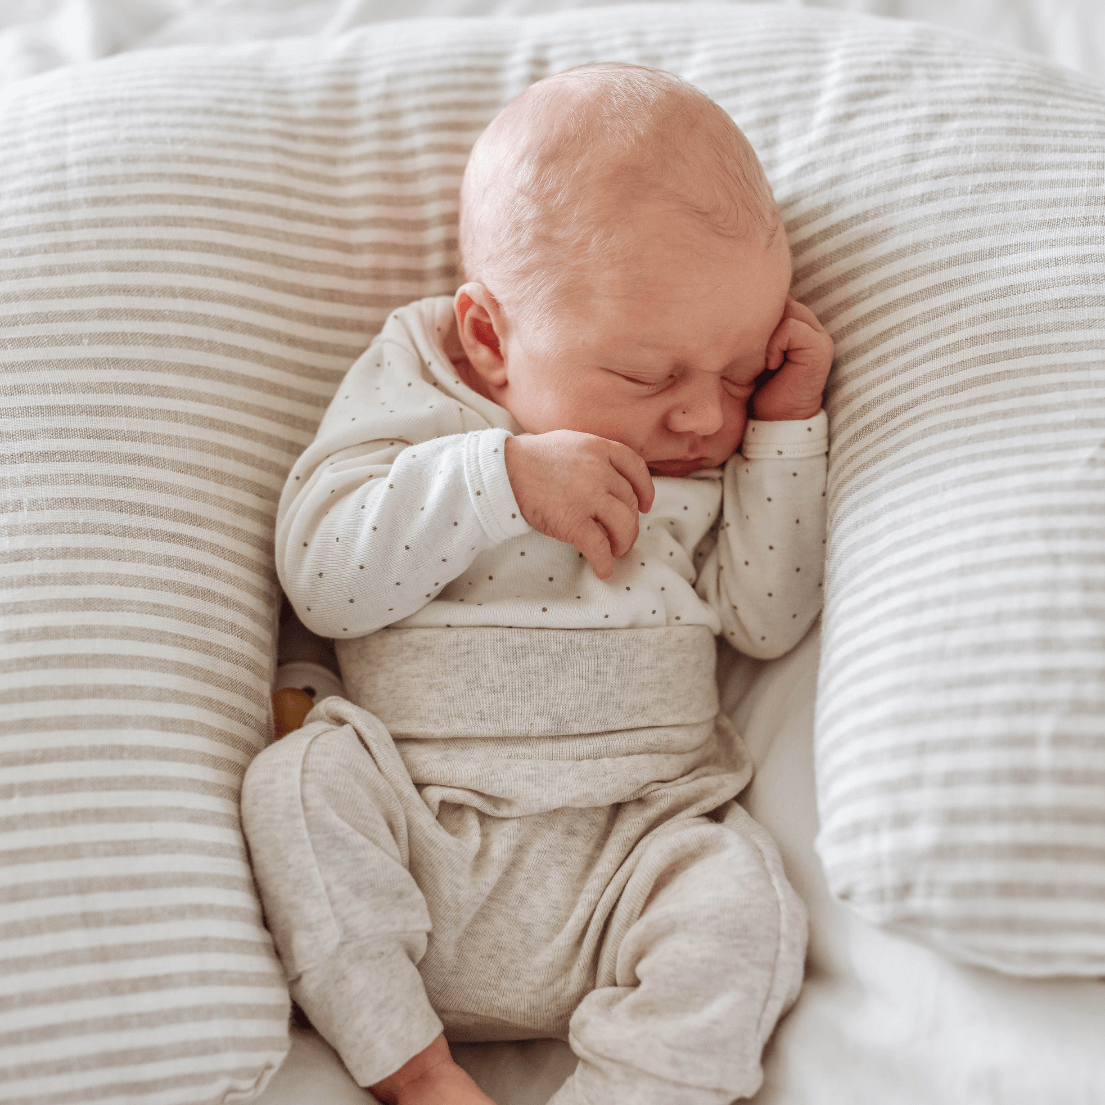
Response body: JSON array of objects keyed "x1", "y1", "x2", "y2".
[{"x1": 2, "y1": 5, "x2": 1103, "y2": 1101}]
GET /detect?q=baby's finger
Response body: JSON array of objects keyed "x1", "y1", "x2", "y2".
[
  {"x1": 594, "y1": 495, "x2": 641, "y2": 560},
  {"x1": 782, "y1": 295, "x2": 828, "y2": 335},
  {"x1": 607, "y1": 442, "x2": 655, "y2": 514},
  {"x1": 573, "y1": 518, "x2": 615, "y2": 580},
  {"x1": 766, "y1": 318, "x2": 830, "y2": 372}
]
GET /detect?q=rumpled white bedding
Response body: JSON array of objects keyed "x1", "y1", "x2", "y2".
[
  {"x1": 4, "y1": 1, "x2": 1101, "y2": 1103},
  {"x1": 1, "y1": 0, "x2": 1102, "y2": 89}
]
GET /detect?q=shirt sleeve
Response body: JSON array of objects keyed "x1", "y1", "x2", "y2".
[
  {"x1": 695, "y1": 410, "x2": 828, "y2": 659},
  {"x1": 278, "y1": 427, "x2": 529, "y2": 638},
  {"x1": 274, "y1": 302, "x2": 530, "y2": 638}
]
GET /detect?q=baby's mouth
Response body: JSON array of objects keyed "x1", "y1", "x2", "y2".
[{"x1": 648, "y1": 457, "x2": 711, "y2": 478}]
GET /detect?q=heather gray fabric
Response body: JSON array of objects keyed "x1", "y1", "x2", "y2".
[{"x1": 240, "y1": 648, "x2": 805, "y2": 1101}]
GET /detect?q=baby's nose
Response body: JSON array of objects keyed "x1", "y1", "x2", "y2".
[{"x1": 666, "y1": 386, "x2": 725, "y2": 436}]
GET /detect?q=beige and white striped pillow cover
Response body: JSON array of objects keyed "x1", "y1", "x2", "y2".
[{"x1": 2, "y1": 6, "x2": 1103, "y2": 1101}]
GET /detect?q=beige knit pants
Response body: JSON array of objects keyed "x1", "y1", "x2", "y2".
[{"x1": 242, "y1": 627, "x2": 806, "y2": 1104}]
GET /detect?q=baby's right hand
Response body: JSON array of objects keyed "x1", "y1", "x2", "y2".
[{"x1": 504, "y1": 431, "x2": 655, "y2": 580}]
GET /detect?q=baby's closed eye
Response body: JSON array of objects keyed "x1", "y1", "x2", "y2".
[{"x1": 612, "y1": 370, "x2": 674, "y2": 391}]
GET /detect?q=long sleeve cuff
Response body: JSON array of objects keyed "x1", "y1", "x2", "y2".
[
  {"x1": 741, "y1": 409, "x2": 828, "y2": 459},
  {"x1": 464, "y1": 428, "x2": 532, "y2": 544}
]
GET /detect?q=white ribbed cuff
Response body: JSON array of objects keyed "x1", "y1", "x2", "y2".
[
  {"x1": 741, "y1": 409, "x2": 828, "y2": 459},
  {"x1": 464, "y1": 428, "x2": 531, "y2": 544}
]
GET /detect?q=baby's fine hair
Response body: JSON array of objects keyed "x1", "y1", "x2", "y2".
[{"x1": 458, "y1": 62, "x2": 779, "y2": 334}]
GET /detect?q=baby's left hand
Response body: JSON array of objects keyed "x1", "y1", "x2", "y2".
[{"x1": 752, "y1": 296, "x2": 834, "y2": 422}]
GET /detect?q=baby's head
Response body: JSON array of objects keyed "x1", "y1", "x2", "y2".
[{"x1": 454, "y1": 63, "x2": 792, "y2": 476}]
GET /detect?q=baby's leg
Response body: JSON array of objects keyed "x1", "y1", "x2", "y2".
[
  {"x1": 240, "y1": 712, "x2": 491, "y2": 1102},
  {"x1": 551, "y1": 801, "x2": 808, "y2": 1105}
]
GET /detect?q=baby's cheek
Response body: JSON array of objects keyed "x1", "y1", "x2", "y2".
[{"x1": 712, "y1": 409, "x2": 748, "y2": 463}]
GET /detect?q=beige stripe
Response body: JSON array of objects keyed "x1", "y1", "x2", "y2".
[
  {"x1": 2, "y1": 237, "x2": 456, "y2": 285},
  {"x1": 851, "y1": 878, "x2": 1105, "y2": 905},
  {"x1": 0, "y1": 807, "x2": 241, "y2": 835},
  {"x1": 0, "y1": 1065, "x2": 283, "y2": 1105},
  {"x1": 3, "y1": 448, "x2": 285, "y2": 497},
  {"x1": 1, "y1": 285, "x2": 373, "y2": 337},
  {"x1": 0, "y1": 903, "x2": 266, "y2": 943},
  {"x1": 822, "y1": 765, "x2": 1105, "y2": 806},
  {"x1": 0, "y1": 375, "x2": 333, "y2": 419},
  {"x1": 820, "y1": 612, "x2": 1105, "y2": 698},
  {"x1": 2, "y1": 215, "x2": 459, "y2": 261},
  {"x1": 3, "y1": 873, "x2": 257, "y2": 908},
  {"x1": 819, "y1": 815, "x2": 1105, "y2": 851},
  {"x1": 824, "y1": 543, "x2": 1105, "y2": 625},
  {"x1": 0, "y1": 657, "x2": 271, "y2": 712},
  {"x1": 2, "y1": 505, "x2": 274, "y2": 554},
  {"x1": 2, "y1": 968, "x2": 278, "y2": 1011},
  {"x1": 0, "y1": 838, "x2": 247, "y2": 869},
  {"x1": 0, "y1": 1035, "x2": 291, "y2": 1085},
  {"x1": 0, "y1": 684, "x2": 264, "y2": 729},
  {"x1": 0, "y1": 626, "x2": 272, "y2": 682},
  {"x1": 818, "y1": 732, "x2": 1105, "y2": 780},
  {"x1": 0, "y1": 551, "x2": 278, "y2": 609},
  {"x1": 1, "y1": 258, "x2": 403, "y2": 308},
  {"x1": 4, "y1": 465, "x2": 287, "y2": 511},
  {"x1": 3, "y1": 312, "x2": 367, "y2": 364},
  {"x1": 0, "y1": 1003, "x2": 290, "y2": 1050},
  {"x1": 0, "y1": 742, "x2": 251, "y2": 773},
  {"x1": 3, "y1": 334, "x2": 370, "y2": 379},
  {"x1": 0, "y1": 935, "x2": 277, "y2": 976},
  {"x1": 0, "y1": 788, "x2": 241, "y2": 820},
  {"x1": 2, "y1": 449, "x2": 297, "y2": 498},
  {"x1": 0, "y1": 716, "x2": 265, "y2": 753},
  {"x1": 828, "y1": 391, "x2": 1104, "y2": 512},
  {"x1": 5, "y1": 106, "x2": 487, "y2": 154},
  {"x1": 4, "y1": 152, "x2": 472, "y2": 193},
  {"x1": 6, "y1": 188, "x2": 464, "y2": 237},
  {"x1": 8, "y1": 128, "x2": 473, "y2": 169},
  {"x1": 2, "y1": 592, "x2": 274, "y2": 640}
]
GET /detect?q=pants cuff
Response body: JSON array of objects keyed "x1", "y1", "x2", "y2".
[{"x1": 291, "y1": 939, "x2": 443, "y2": 1087}]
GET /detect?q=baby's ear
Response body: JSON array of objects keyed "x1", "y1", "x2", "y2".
[{"x1": 454, "y1": 283, "x2": 509, "y2": 388}]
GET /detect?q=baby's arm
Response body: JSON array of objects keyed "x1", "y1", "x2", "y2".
[
  {"x1": 278, "y1": 428, "x2": 528, "y2": 638},
  {"x1": 698, "y1": 295, "x2": 832, "y2": 657},
  {"x1": 275, "y1": 305, "x2": 531, "y2": 638},
  {"x1": 697, "y1": 415, "x2": 828, "y2": 658}
]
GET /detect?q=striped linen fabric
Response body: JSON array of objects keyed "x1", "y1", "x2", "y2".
[
  {"x1": 800, "y1": 43, "x2": 1105, "y2": 971},
  {"x1": 1, "y1": 6, "x2": 1103, "y2": 1102}
]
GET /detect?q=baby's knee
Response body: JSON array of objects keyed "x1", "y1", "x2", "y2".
[
  {"x1": 621, "y1": 810, "x2": 807, "y2": 975},
  {"x1": 638, "y1": 809, "x2": 781, "y2": 900},
  {"x1": 243, "y1": 719, "x2": 408, "y2": 866}
]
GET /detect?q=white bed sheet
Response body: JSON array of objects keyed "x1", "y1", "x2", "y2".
[
  {"x1": 5, "y1": 1, "x2": 1103, "y2": 1103},
  {"x1": 1, "y1": 0, "x2": 1103, "y2": 89}
]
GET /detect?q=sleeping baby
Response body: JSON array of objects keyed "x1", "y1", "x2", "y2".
[{"x1": 242, "y1": 62, "x2": 833, "y2": 1105}]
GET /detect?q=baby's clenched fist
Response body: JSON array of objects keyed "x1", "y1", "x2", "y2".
[
  {"x1": 504, "y1": 431, "x2": 655, "y2": 580},
  {"x1": 753, "y1": 296, "x2": 834, "y2": 422}
]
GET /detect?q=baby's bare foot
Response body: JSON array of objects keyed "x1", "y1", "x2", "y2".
[{"x1": 370, "y1": 1035, "x2": 496, "y2": 1105}]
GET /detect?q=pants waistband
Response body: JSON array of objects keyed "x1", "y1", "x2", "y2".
[{"x1": 335, "y1": 625, "x2": 718, "y2": 738}]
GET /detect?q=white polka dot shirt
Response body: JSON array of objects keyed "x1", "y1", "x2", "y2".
[{"x1": 276, "y1": 297, "x2": 829, "y2": 658}]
